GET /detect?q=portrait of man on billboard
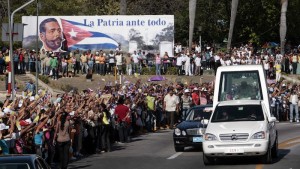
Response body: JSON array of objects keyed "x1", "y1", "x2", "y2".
[{"x1": 39, "y1": 18, "x2": 65, "y2": 52}]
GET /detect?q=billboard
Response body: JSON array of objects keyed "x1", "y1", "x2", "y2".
[{"x1": 22, "y1": 15, "x2": 174, "y2": 53}]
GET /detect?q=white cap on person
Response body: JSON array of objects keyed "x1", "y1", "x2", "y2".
[
  {"x1": 184, "y1": 89, "x2": 190, "y2": 93},
  {"x1": 3, "y1": 107, "x2": 11, "y2": 114},
  {"x1": 0, "y1": 123, "x2": 9, "y2": 131}
]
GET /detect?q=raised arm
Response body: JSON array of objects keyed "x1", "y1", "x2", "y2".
[{"x1": 35, "y1": 116, "x2": 49, "y2": 134}]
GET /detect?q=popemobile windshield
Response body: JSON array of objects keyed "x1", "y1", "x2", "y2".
[{"x1": 213, "y1": 65, "x2": 271, "y2": 118}]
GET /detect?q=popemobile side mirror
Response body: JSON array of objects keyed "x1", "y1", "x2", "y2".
[
  {"x1": 201, "y1": 119, "x2": 209, "y2": 125},
  {"x1": 268, "y1": 117, "x2": 277, "y2": 123}
]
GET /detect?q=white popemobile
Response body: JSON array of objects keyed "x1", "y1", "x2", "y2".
[{"x1": 202, "y1": 65, "x2": 278, "y2": 165}]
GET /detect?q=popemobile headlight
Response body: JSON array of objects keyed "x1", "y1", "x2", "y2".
[
  {"x1": 182, "y1": 130, "x2": 187, "y2": 136},
  {"x1": 204, "y1": 133, "x2": 217, "y2": 141},
  {"x1": 175, "y1": 128, "x2": 181, "y2": 136},
  {"x1": 251, "y1": 131, "x2": 266, "y2": 139}
]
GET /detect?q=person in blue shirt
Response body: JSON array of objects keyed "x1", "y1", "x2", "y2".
[
  {"x1": 24, "y1": 79, "x2": 36, "y2": 96},
  {"x1": 34, "y1": 115, "x2": 50, "y2": 157}
]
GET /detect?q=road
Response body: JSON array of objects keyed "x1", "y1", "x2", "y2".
[{"x1": 69, "y1": 122, "x2": 300, "y2": 169}]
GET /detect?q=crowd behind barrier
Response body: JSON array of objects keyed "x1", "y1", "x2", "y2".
[
  {"x1": 1, "y1": 43, "x2": 300, "y2": 168},
  {"x1": 1, "y1": 43, "x2": 300, "y2": 80}
]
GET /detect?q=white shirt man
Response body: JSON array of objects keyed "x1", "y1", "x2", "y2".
[
  {"x1": 220, "y1": 57, "x2": 226, "y2": 66},
  {"x1": 108, "y1": 53, "x2": 115, "y2": 64},
  {"x1": 132, "y1": 51, "x2": 140, "y2": 64},
  {"x1": 175, "y1": 44, "x2": 182, "y2": 54},
  {"x1": 164, "y1": 90, "x2": 179, "y2": 129},
  {"x1": 195, "y1": 56, "x2": 201, "y2": 67},
  {"x1": 176, "y1": 54, "x2": 183, "y2": 66},
  {"x1": 194, "y1": 55, "x2": 202, "y2": 75},
  {"x1": 195, "y1": 45, "x2": 201, "y2": 53},
  {"x1": 115, "y1": 54, "x2": 123, "y2": 66},
  {"x1": 276, "y1": 54, "x2": 283, "y2": 63},
  {"x1": 214, "y1": 54, "x2": 220, "y2": 62},
  {"x1": 289, "y1": 91, "x2": 299, "y2": 123},
  {"x1": 183, "y1": 54, "x2": 192, "y2": 76},
  {"x1": 225, "y1": 58, "x2": 232, "y2": 66},
  {"x1": 231, "y1": 56, "x2": 237, "y2": 65},
  {"x1": 263, "y1": 60, "x2": 269, "y2": 71}
]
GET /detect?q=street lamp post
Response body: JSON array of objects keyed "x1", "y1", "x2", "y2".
[
  {"x1": 9, "y1": 0, "x2": 35, "y2": 100},
  {"x1": 198, "y1": 26, "x2": 202, "y2": 53}
]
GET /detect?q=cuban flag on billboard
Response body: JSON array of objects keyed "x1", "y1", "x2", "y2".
[{"x1": 61, "y1": 19, "x2": 119, "y2": 50}]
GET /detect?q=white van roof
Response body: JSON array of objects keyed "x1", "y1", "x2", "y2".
[
  {"x1": 217, "y1": 100, "x2": 261, "y2": 106},
  {"x1": 217, "y1": 65, "x2": 265, "y2": 72}
]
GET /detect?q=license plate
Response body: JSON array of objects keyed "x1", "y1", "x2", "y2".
[
  {"x1": 192, "y1": 137, "x2": 203, "y2": 143},
  {"x1": 225, "y1": 148, "x2": 244, "y2": 153}
]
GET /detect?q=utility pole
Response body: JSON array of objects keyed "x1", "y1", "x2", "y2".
[
  {"x1": 7, "y1": 0, "x2": 12, "y2": 98},
  {"x1": 35, "y1": 0, "x2": 39, "y2": 94}
]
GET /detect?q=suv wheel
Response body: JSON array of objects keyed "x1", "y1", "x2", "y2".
[
  {"x1": 203, "y1": 152, "x2": 214, "y2": 165},
  {"x1": 174, "y1": 146, "x2": 184, "y2": 152}
]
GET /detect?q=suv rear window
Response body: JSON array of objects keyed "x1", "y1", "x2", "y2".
[{"x1": 211, "y1": 105, "x2": 264, "y2": 122}]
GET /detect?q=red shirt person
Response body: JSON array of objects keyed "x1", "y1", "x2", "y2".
[
  {"x1": 192, "y1": 87, "x2": 200, "y2": 105},
  {"x1": 114, "y1": 97, "x2": 131, "y2": 143}
]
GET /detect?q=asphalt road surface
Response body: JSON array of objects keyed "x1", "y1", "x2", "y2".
[{"x1": 69, "y1": 122, "x2": 300, "y2": 169}]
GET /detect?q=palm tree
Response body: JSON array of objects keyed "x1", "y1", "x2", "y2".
[
  {"x1": 280, "y1": 0, "x2": 288, "y2": 55},
  {"x1": 227, "y1": 0, "x2": 239, "y2": 52},
  {"x1": 120, "y1": 0, "x2": 127, "y2": 15},
  {"x1": 189, "y1": 0, "x2": 197, "y2": 51}
]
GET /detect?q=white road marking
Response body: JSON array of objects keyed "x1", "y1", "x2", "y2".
[{"x1": 167, "y1": 152, "x2": 183, "y2": 160}]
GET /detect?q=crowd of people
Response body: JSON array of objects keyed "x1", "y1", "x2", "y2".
[
  {"x1": 0, "y1": 42, "x2": 300, "y2": 79},
  {"x1": 1, "y1": 43, "x2": 300, "y2": 168},
  {"x1": 0, "y1": 77, "x2": 214, "y2": 168},
  {"x1": 0, "y1": 43, "x2": 300, "y2": 81}
]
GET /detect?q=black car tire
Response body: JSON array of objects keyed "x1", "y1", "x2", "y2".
[
  {"x1": 203, "y1": 152, "x2": 214, "y2": 165},
  {"x1": 271, "y1": 136, "x2": 278, "y2": 158},
  {"x1": 261, "y1": 142, "x2": 273, "y2": 164},
  {"x1": 174, "y1": 146, "x2": 184, "y2": 152}
]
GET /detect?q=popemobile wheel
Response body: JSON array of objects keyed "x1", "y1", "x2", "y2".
[
  {"x1": 174, "y1": 146, "x2": 184, "y2": 152},
  {"x1": 203, "y1": 152, "x2": 214, "y2": 165},
  {"x1": 261, "y1": 142, "x2": 273, "y2": 164},
  {"x1": 271, "y1": 136, "x2": 279, "y2": 158}
]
